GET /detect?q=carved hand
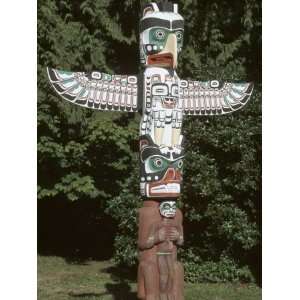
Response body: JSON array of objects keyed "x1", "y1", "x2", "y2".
[
  {"x1": 157, "y1": 227, "x2": 168, "y2": 242},
  {"x1": 168, "y1": 228, "x2": 180, "y2": 241}
]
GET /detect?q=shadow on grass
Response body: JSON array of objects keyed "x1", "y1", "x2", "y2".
[
  {"x1": 102, "y1": 265, "x2": 137, "y2": 282},
  {"x1": 105, "y1": 282, "x2": 137, "y2": 300},
  {"x1": 100, "y1": 265, "x2": 138, "y2": 299},
  {"x1": 69, "y1": 292, "x2": 103, "y2": 298},
  {"x1": 66, "y1": 264, "x2": 138, "y2": 299},
  {"x1": 69, "y1": 283, "x2": 137, "y2": 299}
]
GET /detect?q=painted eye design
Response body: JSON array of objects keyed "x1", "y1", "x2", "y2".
[
  {"x1": 146, "y1": 156, "x2": 182, "y2": 174},
  {"x1": 153, "y1": 158, "x2": 163, "y2": 167},
  {"x1": 146, "y1": 156, "x2": 169, "y2": 173},
  {"x1": 164, "y1": 204, "x2": 171, "y2": 210},
  {"x1": 176, "y1": 31, "x2": 183, "y2": 41},
  {"x1": 155, "y1": 29, "x2": 166, "y2": 40},
  {"x1": 177, "y1": 159, "x2": 183, "y2": 169}
]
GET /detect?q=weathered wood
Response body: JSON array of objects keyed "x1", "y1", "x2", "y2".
[{"x1": 138, "y1": 201, "x2": 184, "y2": 300}]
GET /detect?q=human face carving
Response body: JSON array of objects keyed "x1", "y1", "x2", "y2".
[
  {"x1": 151, "y1": 83, "x2": 179, "y2": 109},
  {"x1": 159, "y1": 201, "x2": 176, "y2": 218}
]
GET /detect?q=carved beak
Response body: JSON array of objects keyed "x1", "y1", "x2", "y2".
[
  {"x1": 161, "y1": 33, "x2": 178, "y2": 68},
  {"x1": 147, "y1": 33, "x2": 178, "y2": 69}
]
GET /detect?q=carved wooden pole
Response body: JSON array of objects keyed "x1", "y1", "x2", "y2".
[
  {"x1": 137, "y1": 200, "x2": 184, "y2": 300},
  {"x1": 47, "y1": 2, "x2": 253, "y2": 299}
]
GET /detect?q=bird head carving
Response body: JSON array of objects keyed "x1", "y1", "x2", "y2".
[{"x1": 140, "y1": 1, "x2": 184, "y2": 69}]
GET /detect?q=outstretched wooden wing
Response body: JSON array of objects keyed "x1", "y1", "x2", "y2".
[
  {"x1": 179, "y1": 80, "x2": 254, "y2": 116},
  {"x1": 47, "y1": 68, "x2": 139, "y2": 112}
]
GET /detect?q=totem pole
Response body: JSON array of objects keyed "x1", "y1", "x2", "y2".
[{"x1": 47, "y1": 1, "x2": 253, "y2": 299}]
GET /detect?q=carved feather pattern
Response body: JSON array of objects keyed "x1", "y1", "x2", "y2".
[
  {"x1": 179, "y1": 80, "x2": 254, "y2": 115},
  {"x1": 47, "y1": 68, "x2": 138, "y2": 112}
]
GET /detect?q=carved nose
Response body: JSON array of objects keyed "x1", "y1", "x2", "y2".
[
  {"x1": 165, "y1": 97, "x2": 175, "y2": 103},
  {"x1": 164, "y1": 168, "x2": 176, "y2": 180}
]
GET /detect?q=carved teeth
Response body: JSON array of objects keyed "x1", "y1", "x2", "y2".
[{"x1": 151, "y1": 183, "x2": 180, "y2": 194}]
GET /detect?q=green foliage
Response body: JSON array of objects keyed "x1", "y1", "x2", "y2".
[
  {"x1": 183, "y1": 251, "x2": 254, "y2": 283},
  {"x1": 38, "y1": 0, "x2": 261, "y2": 283},
  {"x1": 105, "y1": 159, "x2": 140, "y2": 266}
]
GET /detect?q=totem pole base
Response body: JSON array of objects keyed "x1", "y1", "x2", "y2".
[{"x1": 137, "y1": 201, "x2": 184, "y2": 300}]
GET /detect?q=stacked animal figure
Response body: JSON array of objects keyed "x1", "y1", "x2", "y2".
[{"x1": 47, "y1": 1, "x2": 253, "y2": 299}]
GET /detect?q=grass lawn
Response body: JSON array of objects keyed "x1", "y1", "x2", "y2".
[{"x1": 38, "y1": 256, "x2": 261, "y2": 300}]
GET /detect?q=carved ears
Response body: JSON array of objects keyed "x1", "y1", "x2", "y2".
[
  {"x1": 140, "y1": 139, "x2": 149, "y2": 150},
  {"x1": 142, "y1": 2, "x2": 179, "y2": 16},
  {"x1": 139, "y1": 135, "x2": 156, "y2": 150},
  {"x1": 142, "y1": 3, "x2": 159, "y2": 16}
]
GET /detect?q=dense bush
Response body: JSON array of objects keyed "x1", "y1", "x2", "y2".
[{"x1": 38, "y1": 0, "x2": 261, "y2": 283}]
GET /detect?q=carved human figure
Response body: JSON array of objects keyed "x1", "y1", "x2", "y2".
[{"x1": 138, "y1": 200, "x2": 184, "y2": 300}]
